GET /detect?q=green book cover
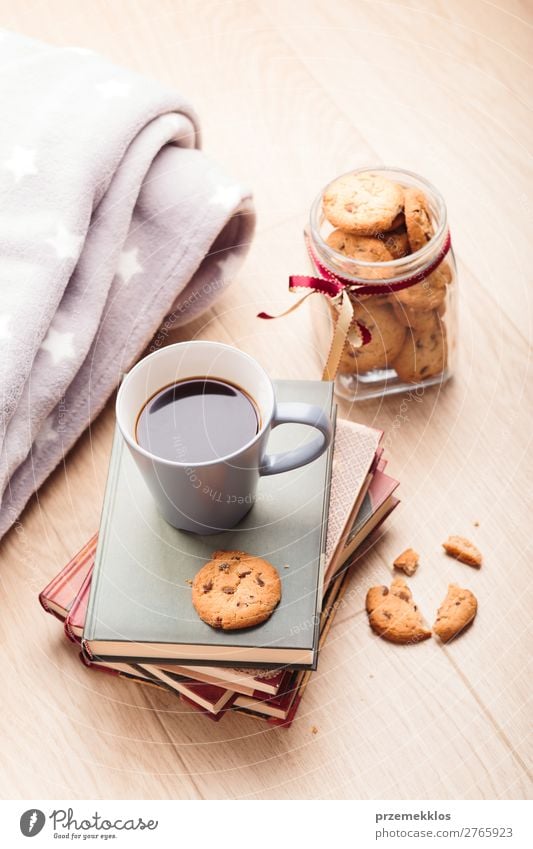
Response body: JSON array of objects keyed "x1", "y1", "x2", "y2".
[{"x1": 83, "y1": 380, "x2": 335, "y2": 669}]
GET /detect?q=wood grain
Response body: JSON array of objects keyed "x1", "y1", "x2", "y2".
[{"x1": 0, "y1": 0, "x2": 531, "y2": 800}]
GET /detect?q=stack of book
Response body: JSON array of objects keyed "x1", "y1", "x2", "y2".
[{"x1": 40, "y1": 381, "x2": 399, "y2": 727}]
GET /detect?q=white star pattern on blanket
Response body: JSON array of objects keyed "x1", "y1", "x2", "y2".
[
  {"x1": 0, "y1": 315, "x2": 12, "y2": 340},
  {"x1": 34, "y1": 414, "x2": 59, "y2": 448},
  {"x1": 96, "y1": 79, "x2": 131, "y2": 98},
  {"x1": 117, "y1": 247, "x2": 143, "y2": 284},
  {"x1": 40, "y1": 327, "x2": 75, "y2": 365},
  {"x1": 0, "y1": 28, "x2": 255, "y2": 544},
  {"x1": 208, "y1": 184, "x2": 241, "y2": 209},
  {"x1": 46, "y1": 224, "x2": 83, "y2": 260},
  {"x1": 3, "y1": 146, "x2": 37, "y2": 181}
]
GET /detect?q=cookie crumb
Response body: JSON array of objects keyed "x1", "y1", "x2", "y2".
[
  {"x1": 442, "y1": 535, "x2": 482, "y2": 568},
  {"x1": 393, "y1": 548, "x2": 419, "y2": 576},
  {"x1": 473, "y1": 521, "x2": 480, "y2": 527},
  {"x1": 185, "y1": 579, "x2": 193, "y2": 586},
  {"x1": 310, "y1": 725, "x2": 319, "y2": 735},
  {"x1": 283, "y1": 564, "x2": 290, "y2": 569}
]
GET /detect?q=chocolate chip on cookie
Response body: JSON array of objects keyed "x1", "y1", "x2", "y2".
[
  {"x1": 323, "y1": 172, "x2": 404, "y2": 236},
  {"x1": 442, "y1": 536, "x2": 482, "y2": 568},
  {"x1": 365, "y1": 577, "x2": 431, "y2": 644},
  {"x1": 192, "y1": 550, "x2": 281, "y2": 630},
  {"x1": 433, "y1": 583, "x2": 478, "y2": 642}
]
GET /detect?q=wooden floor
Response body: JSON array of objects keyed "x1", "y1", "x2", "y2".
[{"x1": 0, "y1": 0, "x2": 531, "y2": 800}]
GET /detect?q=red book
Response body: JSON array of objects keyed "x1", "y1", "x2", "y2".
[
  {"x1": 44, "y1": 539, "x2": 307, "y2": 699},
  {"x1": 179, "y1": 695, "x2": 226, "y2": 722},
  {"x1": 80, "y1": 654, "x2": 171, "y2": 693},
  {"x1": 64, "y1": 569, "x2": 92, "y2": 643},
  {"x1": 51, "y1": 555, "x2": 237, "y2": 714},
  {"x1": 137, "y1": 665, "x2": 236, "y2": 715},
  {"x1": 39, "y1": 534, "x2": 97, "y2": 621},
  {"x1": 45, "y1": 537, "x2": 290, "y2": 698},
  {"x1": 268, "y1": 689, "x2": 305, "y2": 728},
  {"x1": 40, "y1": 434, "x2": 399, "y2": 726},
  {"x1": 233, "y1": 670, "x2": 303, "y2": 719},
  {"x1": 232, "y1": 569, "x2": 349, "y2": 726},
  {"x1": 340, "y1": 469, "x2": 400, "y2": 566},
  {"x1": 156, "y1": 663, "x2": 288, "y2": 698}
]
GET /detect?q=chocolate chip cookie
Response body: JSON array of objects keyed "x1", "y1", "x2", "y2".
[
  {"x1": 192, "y1": 550, "x2": 281, "y2": 630},
  {"x1": 395, "y1": 273, "x2": 447, "y2": 311},
  {"x1": 326, "y1": 230, "x2": 396, "y2": 284},
  {"x1": 433, "y1": 583, "x2": 478, "y2": 642},
  {"x1": 391, "y1": 302, "x2": 445, "y2": 332},
  {"x1": 366, "y1": 577, "x2": 431, "y2": 644},
  {"x1": 323, "y1": 172, "x2": 404, "y2": 235},
  {"x1": 383, "y1": 226, "x2": 410, "y2": 259},
  {"x1": 326, "y1": 230, "x2": 394, "y2": 265},
  {"x1": 392, "y1": 315, "x2": 447, "y2": 382},
  {"x1": 339, "y1": 302, "x2": 406, "y2": 374},
  {"x1": 404, "y1": 187, "x2": 434, "y2": 253}
]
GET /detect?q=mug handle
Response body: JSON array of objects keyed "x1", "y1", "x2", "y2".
[{"x1": 259, "y1": 402, "x2": 333, "y2": 477}]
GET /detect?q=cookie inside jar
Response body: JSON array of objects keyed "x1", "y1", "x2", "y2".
[{"x1": 310, "y1": 167, "x2": 456, "y2": 400}]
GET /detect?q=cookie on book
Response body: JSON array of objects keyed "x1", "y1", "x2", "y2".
[
  {"x1": 442, "y1": 536, "x2": 482, "y2": 567},
  {"x1": 433, "y1": 583, "x2": 478, "y2": 642},
  {"x1": 393, "y1": 548, "x2": 420, "y2": 576},
  {"x1": 323, "y1": 172, "x2": 404, "y2": 235},
  {"x1": 365, "y1": 576, "x2": 431, "y2": 644},
  {"x1": 192, "y1": 550, "x2": 281, "y2": 631}
]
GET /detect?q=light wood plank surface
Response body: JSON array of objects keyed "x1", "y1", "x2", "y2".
[{"x1": 0, "y1": 0, "x2": 531, "y2": 800}]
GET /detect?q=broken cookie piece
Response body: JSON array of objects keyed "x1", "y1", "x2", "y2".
[
  {"x1": 365, "y1": 576, "x2": 431, "y2": 644},
  {"x1": 433, "y1": 583, "x2": 477, "y2": 642},
  {"x1": 393, "y1": 548, "x2": 420, "y2": 576},
  {"x1": 442, "y1": 535, "x2": 482, "y2": 567}
]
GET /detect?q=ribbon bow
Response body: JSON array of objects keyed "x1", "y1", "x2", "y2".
[{"x1": 258, "y1": 231, "x2": 452, "y2": 380}]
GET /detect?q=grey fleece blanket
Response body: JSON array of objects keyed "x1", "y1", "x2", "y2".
[{"x1": 0, "y1": 31, "x2": 255, "y2": 540}]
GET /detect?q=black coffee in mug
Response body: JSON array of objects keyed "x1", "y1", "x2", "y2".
[{"x1": 135, "y1": 378, "x2": 260, "y2": 464}]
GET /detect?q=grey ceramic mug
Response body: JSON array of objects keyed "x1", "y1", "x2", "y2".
[{"x1": 116, "y1": 341, "x2": 333, "y2": 535}]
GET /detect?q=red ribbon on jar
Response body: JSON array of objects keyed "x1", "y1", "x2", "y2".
[{"x1": 258, "y1": 230, "x2": 452, "y2": 381}]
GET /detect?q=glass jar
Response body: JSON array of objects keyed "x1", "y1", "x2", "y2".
[{"x1": 307, "y1": 167, "x2": 457, "y2": 401}]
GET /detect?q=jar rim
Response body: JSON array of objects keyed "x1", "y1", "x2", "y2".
[{"x1": 309, "y1": 166, "x2": 448, "y2": 277}]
